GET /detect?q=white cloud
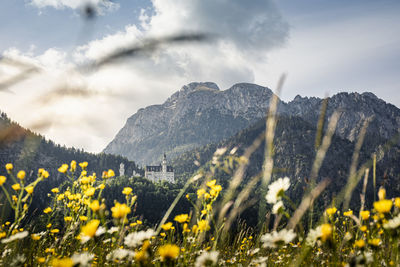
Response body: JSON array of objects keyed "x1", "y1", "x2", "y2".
[
  {"x1": 29, "y1": 0, "x2": 119, "y2": 14},
  {"x1": 1, "y1": 0, "x2": 288, "y2": 153}
]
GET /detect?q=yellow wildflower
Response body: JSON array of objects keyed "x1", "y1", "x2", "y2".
[
  {"x1": 378, "y1": 187, "x2": 386, "y2": 200},
  {"x1": 50, "y1": 229, "x2": 60, "y2": 233},
  {"x1": 197, "y1": 188, "x2": 206, "y2": 198},
  {"x1": 79, "y1": 216, "x2": 88, "y2": 221},
  {"x1": 58, "y1": 164, "x2": 69, "y2": 173},
  {"x1": 360, "y1": 225, "x2": 367, "y2": 232},
  {"x1": 89, "y1": 200, "x2": 100, "y2": 212},
  {"x1": 395, "y1": 197, "x2": 400, "y2": 208},
  {"x1": 70, "y1": 160, "x2": 77, "y2": 172},
  {"x1": 197, "y1": 220, "x2": 210, "y2": 232},
  {"x1": 44, "y1": 207, "x2": 53, "y2": 214},
  {"x1": 99, "y1": 184, "x2": 105, "y2": 190},
  {"x1": 158, "y1": 244, "x2": 180, "y2": 261},
  {"x1": 137, "y1": 220, "x2": 142, "y2": 225},
  {"x1": 162, "y1": 222, "x2": 173, "y2": 231},
  {"x1": 321, "y1": 224, "x2": 332, "y2": 242},
  {"x1": 51, "y1": 188, "x2": 59, "y2": 194},
  {"x1": 174, "y1": 214, "x2": 189, "y2": 223},
  {"x1": 343, "y1": 210, "x2": 353, "y2": 217},
  {"x1": 107, "y1": 169, "x2": 115, "y2": 177},
  {"x1": 50, "y1": 257, "x2": 74, "y2": 267},
  {"x1": 17, "y1": 170, "x2": 26, "y2": 180},
  {"x1": 47, "y1": 223, "x2": 52, "y2": 228},
  {"x1": 360, "y1": 210, "x2": 370, "y2": 220},
  {"x1": 37, "y1": 257, "x2": 45, "y2": 263},
  {"x1": 57, "y1": 194, "x2": 65, "y2": 201},
  {"x1": 5, "y1": 163, "x2": 13, "y2": 171},
  {"x1": 64, "y1": 216, "x2": 72, "y2": 222},
  {"x1": 206, "y1": 179, "x2": 216, "y2": 188},
  {"x1": 374, "y1": 199, "x2": 393, "y2": 213},
  {"x1": 84, "y1": 187, "x2": 95, "y2": 197},
  {"x1": 0, "y1": 232, "x2": 6, "y2": 239},
  {"x1": 81, "y1": 219, "x2": 100, "y2": 238},
  {"x1": 111, "y1": 202, "x2": 131, "y2": 219},
  {"x1": 25, "y1": 186, "x2": 34, "y2": 194},
  {"x1": 122, "y1": 187, "x2": 133, "y2": 195},
  {"x1": 326, "y1": 207, "x2": 337, "y2": 216},
  {"x1": 42, "y1": 170, "x2": 50, "y2": 178},
  {"x1": 192, "y1": 225, "x2": 198, "y2": 233},
  {"x1": 201, "y1": 209, "x2": 207, "y2": 215},
  {"x1": 79, "y1": 162, "x2": 88, "y2": 169},
  {"x1": 12, "y1": 195, "x2": 17, "y2": 202},
  {"x1": 368, "y1": 238, "x2": 381, "y2": 247},
  {"x1": 31, "y1": 234, "x2": 41, "y2": 240},
  {"x1": 12, "y1": 183, "x2": 21, "y2": 191},
  {"x1": 0, "y1": 176, "x2": 6, "y2": 186},
  {"x1": 355, "y1": 239, "x2": 365, "y2": 248}
]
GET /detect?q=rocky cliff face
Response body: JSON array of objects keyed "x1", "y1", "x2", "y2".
[
  {"x1": 104, "y1": 82, "x2": 400, "y2": 165},
  {"x1": 104, "y1": 82, "x2": 283, "y2": 164}
]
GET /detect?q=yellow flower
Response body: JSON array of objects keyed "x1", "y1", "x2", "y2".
[
  {"x1": 360, "y1": 225, "x2": 367, "y2": 232},
  {"x1": 12, "y1": 183, "x2": 21, "y2": 191},
  {"x1": 206, "y1": 179, "x2": 216, "y2": 188},
  {"x1": 31, "y1": 234, "x2": 41, "y2": 240},
  {"x1": 111, "y1": 202, "x2": 131, "y2": 219},
  {"x1": 79, "y1": 162, "x2": 88, "y2": 169},
  {"x1": 174, "y1": 214, "x2": 189, "y2": 223},
  {"x1": 58, "y1": 164, "x2": 69, "y2": 173},
  {"x1": 17, "y1": 170, "x2": 26, "y2": 180},
  {"x1": 84, "y1": 187, "x2": 95, "y2": 197},
  {"x1": 326, "y1": 207, "x2": 337, "y2": 216},
  {"x1": 37, "y1": 257, "x2": 45, "y2": 263},
  {"x1": 378, "y1": 187, "x2": 386, "y2": 200},
  {"x1": 5, "y1": 163, "x2": 13, "y2": 171},
  {"x1": 201, "y1": 209, "x2": 207, "y2": 215},
  {"x1": 158, "y1": 244, "x2": 180, "y2": 261},
  {"x1": 50, "y1": 229, "x2": 60, "y2": 233},
  {"x1": 137, "y1": 220, "x2": 142, "y2": 225},
  {"x1": 64, "y1": 216, "x2": 72, "y2": 222},
  {"x1": 197, "y1": 220, "x2": 210, "y2": 232},
  {"x1": 89, "y1": 200, "x2": 100, "y2": 212},
  {"x1": 160, "y1": 232, "x2": 166, "y2": 237},
  {"x1": 122, "y1": 187, "x2": 133, "y2": 195},
  {"x1": 374, "y1": 199, "x2": 393, "y2": 213},
  {"x1": 360, "y1": 210, "x2": 370, "y2": 220},
  {"x1": 343, "y1": 210, "x2": 353, "y2": 217},
  {"x1": 0, "y1": 176, "x2": 6, "y2": 186},
  {"x1": 42, "y1": 170, "x2": 50, "y2": 178},
  {"x1": 81, "y1": 219, "x2": 100, "y2": 238},
  {"x1": 12, "y1": 195, "x2": 17, "y2": 202},
  {"x1": 355, "y1": 239, "x2": 365, "y2": 248},
  {"x1": 25, "y1": 186, "x2": 34, "y2": 194},
  {"x1": 197, "y1": 188, "x2": 206, "y2": 198},
  {"x1": 321, "y1": 224, "x2": 332, "y2": 242},
  {"x1": 47, "y1": 223, "x2": 52, "y2": 228},
  {"x1": 162, "y1": 222, "x2": 173, "y2": 231},
  {"x1": 50, "y1": 257, "x2": 74, "y2": 267},
  {"x1": 192, "y1": 225, "x2": 198, "y2": 233},
  {"x1": 70, "y1": 160, "x2": 77, "y2": 172},
  {"x1": 79, "y1": 216, "x2": 88, "y2": 221},
  {"x1": 44, "y1": 207, "x2": 53, "y2": 214},
  {"x1": 107, "y1": 169, "x2": 115, "y2": 177},
  {"x1": 99, "y1": 184, "x2": 105, "y2": 190},
  {"x1": 0, "y1": 232, "x2": 6, "y2": 239},
  {"x1": 51, "y1": 188, "x2": 59, "y2": 194},
  {"x1": 185, "y1": 194, "x2": 190, "y2": 200},
  {"x1": 395, "y1": 197, "x2": 400, "y2": 208},
  {"x1": 368, "y1": 238, "x2": 381, "y2": 247}
]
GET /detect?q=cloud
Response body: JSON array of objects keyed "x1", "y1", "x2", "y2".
[
  {"x1": 29, "y1": 0, "x2": 119, "y2": 14},
  {"x1": 1, "y1": 0, "x2": 289, "y2": 153}
]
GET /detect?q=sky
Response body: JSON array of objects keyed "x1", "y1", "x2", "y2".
[{"x1": 0, "y1": 0, "x2": 399, "y2": 153}]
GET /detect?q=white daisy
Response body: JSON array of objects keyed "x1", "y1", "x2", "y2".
[
  {"x1": 72, "y1": 252, "x2": 94, "y2": 266},
  {"x1": 265, "y1": 177, "x2": 290, "y2": 204},
  {"x1": 95, "y1": 226, "x2": 106, "y2": 236},
  {"x1": 124, "y1": 229, "x2": 155, "y2": 248},
  {"x1": 195, "y1": 251, "x2": 219, "y2": 267},
  {"x1": 260, "y1": 229, "x2": 296, "y2": 248},
  {"x1": 305, "y1": 226, "x2": 322, "y2": 246},
  {"x1": 383, "y1": 214, "x2": 400, "y2": 229},
  {"x1": 107, "y1": 226, "x2": 119, "y2": 234},
  {"x1": 272, "y1": 200, "x2": 284, "y2": 214},
  {"x1": 1, "y1": 231, "x2": 29, "y2": 244},
  {"x1": 106, "y1": 248, "x2": 134, "y2": 260}
]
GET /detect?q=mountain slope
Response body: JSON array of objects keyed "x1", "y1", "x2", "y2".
[
  {"x1": 104, "y1": 82, "x2": 400, "y2": 166},
  {"x1": 104, "y1": 82, "x2": 285, "y2": 164}
]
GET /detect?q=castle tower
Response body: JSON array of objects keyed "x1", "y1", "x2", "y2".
[{"x1": 162, "y1": 153, "x2": 167, "y2": 172}]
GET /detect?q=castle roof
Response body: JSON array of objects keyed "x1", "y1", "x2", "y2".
[{"x1": 145, "y1": 165, "x2": 174, "y2": 172}]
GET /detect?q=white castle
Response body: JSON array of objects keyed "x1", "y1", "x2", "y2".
[{"x1": 145, "y1": 153, "x2": 175, "y2": 183}]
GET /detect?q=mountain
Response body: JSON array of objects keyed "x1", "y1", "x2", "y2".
[
  {"x1": 104, "y1": 82, "x2": 285, "y2": 164},
  {"x1": 104, "y1": 82, "x2": 400, "y2": 165}
]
